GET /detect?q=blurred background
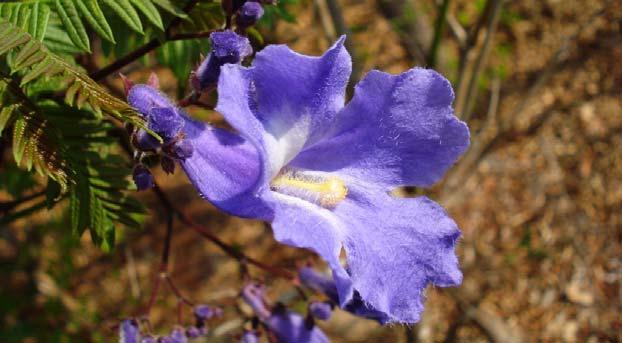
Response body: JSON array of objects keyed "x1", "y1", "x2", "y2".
[{"x1": 1, "y1": 0, "x2": 621, "y2": 342}]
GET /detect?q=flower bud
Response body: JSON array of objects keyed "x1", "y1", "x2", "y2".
[
  {"x1": 119, "y1": 319, "x2": 140, "y2": 343},
  {"x1": 194, "y1": 304, "x2": 221, "y2": 321},
  {"x1": 167, "y1": 328, "x2": 187, "y2": 343},
  {"x1": 185, "y1": 326, "x2": 207, "y2": 338},
  {"x1": 241, "y1": 330, "x2": 260, "y2": 343},
  {"x1": 236, "y1": 2, "x2": 264, "y2": 29},
  {"x1": 133, "y1": 165, "x2": 154, "y2": 191},
  {"x1": 134, "y1": 129, "x2": 161, "y2": 152},
  {"x1": 241, "y1": 283, "x2": 271, "y2": 320},
  {"x1": 309, "y1": 301, "x2": 333, "y2": 320},
  {"x1": 167, "y1": 139, "x2": 194, "y2": 160},
  {"x1": 141, "y1": 336, "x2": 156, "y2": 343},
  {"x1": 193, "y1": 31, "x2": 252, "y2": 91},
  {"x1": 149, "y1": 107, "x2": 184, "y2": 142},
  {"x1": 298, "y1": 267, "x2": 339, "y2": 303}
]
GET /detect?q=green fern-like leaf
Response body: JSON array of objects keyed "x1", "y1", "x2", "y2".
[
  {"x1": 0, "y1": 20, "x2": 149, "y2": 129},
  {"x1": 0, "y1": 0, "x2": 187, "y2": 53},
  {"x1": 0, "y1": 76, "x2": 70, "y2": 191}
]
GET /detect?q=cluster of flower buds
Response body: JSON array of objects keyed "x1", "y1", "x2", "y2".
[
  {"x1": 122, "y1": 73, "x2": 196, "y2": 191},
  {"x1": 118, "y1": 304, "x2": 222, "y2": 342},
  {"x1": 240, "y1": 282, "x2": 330, "y2": 342}
]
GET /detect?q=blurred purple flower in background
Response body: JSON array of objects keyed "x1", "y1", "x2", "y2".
[
  {"x1": 241, "y1": 283, "x2": 329, "y2": 343},
  {"x1": 120, "y1": 319, "x2": 140, "y2": 343},
  {"x1": 182, "y1": 36, "x2": 470, "y2": 323}
]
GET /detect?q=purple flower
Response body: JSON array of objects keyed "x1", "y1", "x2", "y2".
[
  {"x1": 267, "y1": 310, "x2": 329, "y2": 343},
  {"x1": 241, "y1": 283, "x2": 271, "y2": 320},
  {"x1": 141, "y1": 336, "x2": 156, "y2": 343},
  {"x1": 119, "y1": 319, "x2": 140, "y2": 343},
  {"x1": 241, "y1": 330, "x2": 260, "y2": 343},
  {"x1": 181, "y1": 37, "x2": 469, "y2": 323},
  {"x1": 133, "y1": 165, "x2": 154, "y2": 191},
  {"x1": 193, "y1": 31, "x2": 252, "y2": 92},
  {"x1": 128, "y1": 85, "x2": 183, "y2": 143},
  {"x1": 236, "y1": 2, "x2": 264, "y2": 29},
  {"x1": 309, "y1": 301, "x2": 333, "y2": 321},
  {"x1": 298, "y1": 266, "x2": 389, "y2": 323},
  {"x1": 127, "y1": 84, "x2": 194, "y2": 161},
  {"x1": 194, "y1": 304, "x2": 219, "y2": 321},
  {"x1": 166, "y1": 329, "x2": 187, "y2": 343}
]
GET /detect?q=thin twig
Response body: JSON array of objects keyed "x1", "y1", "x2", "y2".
[
  {"x1": 0, "y1": 189, "x2": 46, "y2": 213},
  {"x1": 443, "y1": 2, "x2": 611, "y2": 197},
  {"x1": 427, "y1": 0, "x2": 451, "y2": 68},
  {"x1": 150, "y1": 184, "x2": 294, "y2": 280},
  {"x1": 461, "y1": 0, "x2": 503, "y2": 120},
  {"x1": 453, "y1": 0, "x2": 494, "y2": 111}
]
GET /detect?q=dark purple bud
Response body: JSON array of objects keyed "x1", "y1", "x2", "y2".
[
  {"x1": 167, "y1": 328, "x2": 187, "y2": 343},
  {"x1": 133, "y1": 165, "x2": 154, "y2": 191},
  {"x1": 161, "y1": 155, "x2": 176, "y2": 174},
  {"x1": 141, "y1": 336, "x2": 157, "y2": 343},
  {"x1": 127, "y1": 85, "x2": 176, "y2": 119},
  {"x1": 309, "y1": 301, "x2": 333, "y2": 321},
  {"x1": 149, "y1": 107, "x2": 184, "y2": 141},
  {"x1": 298, "y1": 267, "x2": 339, "y2": 303},
  {"x1": 185, "y1": 326, "x2": 207, "y2": 338},
  {"x1": 119, "y1": 319, "x2": 140, "y2": 343},
  {"x1": 194, "y1": 31, "x2": 252, "y2": 91},
  {"x1": 134, "y1": 129, "x2": 161, "y2": 151},
  {"x1": 236, "y1": 2, "x2": 264, "y2": 29},
  {"x1": 241, "y1": 283, "x2": 271, "y2": 320},
  {"x1": 167, "y1": 139, "x2": 194, "y2": 160},
  {"x1": 194, "y1": 304, "x2": 219, "y2": 321},
  {"x1": 241, "y1": 330, "x2": 260, "y2": 343}
]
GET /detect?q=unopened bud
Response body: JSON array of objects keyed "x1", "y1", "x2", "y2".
[
  {"x1": 309, "y1": 301, "x2": 333, "y2": 320},
  {"x1": 236, "y1": 2, "x2": 264, "y2": 29},
  {"x1": 132, "y1": 165, "x2": 154, "y2": 191}
]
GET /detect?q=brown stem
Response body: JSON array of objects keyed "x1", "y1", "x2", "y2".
[
  {"x1": 0, "y1": 190, "x2": 46, "y2": 213},
  {"x1": 150, "y1": 185, "x2": 294, "y2": 280}
]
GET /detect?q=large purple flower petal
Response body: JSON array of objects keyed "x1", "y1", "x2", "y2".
[
  {"x1": 216, "y1": 37, "x2": 351, "y2": 181},
  {"x1": 335, "y1": 184, "x2": 462, "y2": 323},
  {"x1": 291, "y1": 69, "x2": 470, "y2": 188},
  {"x1": 270, "y1": 179, "x2": 461, "y2": 323}
]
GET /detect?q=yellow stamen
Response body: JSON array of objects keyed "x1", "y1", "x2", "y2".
[{"x1": 270, "y1": 170, "x2": 348, "y2": 208}]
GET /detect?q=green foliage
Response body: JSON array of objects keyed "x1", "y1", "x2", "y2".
[
  {"x1": 0, "y1": 19, "x2": 152, "y2": 191},
  {"x1": 0, "y1": 0, "x2": 186, "y2": 52},
  {"x1": 0, "y1": 20, "x2": 147, "y2": 250},
  {"x1": 259, "y1": 0, "x2": 299, "y2": 27}
]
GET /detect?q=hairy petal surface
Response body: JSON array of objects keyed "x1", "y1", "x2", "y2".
[
  {"x1": 291, "y1": 68, "x2": 470, "y2": 188},
  {"x1": 273, "y1": 180, "x2": 461, "y2": 323},
  {"x1": 335, "y1": 184, "x2": 462, "y2": 323},
  {"x1": 216, "y1": 36, "x2": 351, "y2": 182}
]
